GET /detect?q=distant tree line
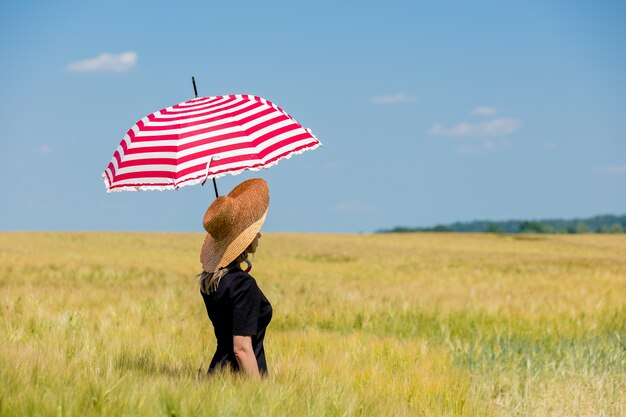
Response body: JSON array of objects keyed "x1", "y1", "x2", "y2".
[{"x1": 380, "y1": 214, "x2": 626, "y2": 234}]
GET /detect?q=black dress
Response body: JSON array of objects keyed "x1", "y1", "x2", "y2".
[{"x1": 201, "y1": 266, "x2": 272, "y2": 375}]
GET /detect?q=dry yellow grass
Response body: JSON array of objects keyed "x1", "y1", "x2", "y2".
[{"x1": 1, "y1": 232, "x2": 624, "y2": 416}]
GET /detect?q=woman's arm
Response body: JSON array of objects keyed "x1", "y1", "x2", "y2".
[{"x1": 233, "y1": 335, "x2": 261, "y2": 378}]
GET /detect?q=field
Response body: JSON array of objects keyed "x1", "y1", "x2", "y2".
[{"x1": 1, "y1": 232, "x2": 625, "y2": 416}]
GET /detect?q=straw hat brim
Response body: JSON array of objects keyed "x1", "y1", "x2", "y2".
[{"x1": 200, "y1": 210, "x2": 267, "y2": 272}]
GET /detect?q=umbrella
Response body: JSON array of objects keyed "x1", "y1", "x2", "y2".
[{"x1": 103, "y1": 81, "x2": 321, "y2": 196}]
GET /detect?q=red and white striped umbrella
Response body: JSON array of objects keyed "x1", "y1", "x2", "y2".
[{"x1": 103, "y1": 94, "x2": 321, "y2": 193}]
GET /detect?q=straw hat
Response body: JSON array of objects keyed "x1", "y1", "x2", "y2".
[{"x1": 200, "y1": 178, "x2": 269, "y2": 272}]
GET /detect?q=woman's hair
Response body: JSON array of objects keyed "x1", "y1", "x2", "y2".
[{"x1": 199, "y1": 251, "x2": 252, "y2": 294}]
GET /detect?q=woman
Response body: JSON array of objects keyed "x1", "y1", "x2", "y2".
[{"x1": 198, "y1": 178, "x2": 272, "y2": 378}]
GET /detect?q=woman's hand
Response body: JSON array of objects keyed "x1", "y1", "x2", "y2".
[{"x1": 233, "y1": 335, "x2": 261, "y2": 379}]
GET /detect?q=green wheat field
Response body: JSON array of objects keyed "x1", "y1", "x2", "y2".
[{"x1": 1, "y1": 232, "x2": 624, "y2": 416}]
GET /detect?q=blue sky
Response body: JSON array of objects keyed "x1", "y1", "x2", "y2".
[{"x1": 1, "y1": 0, "x2": 624, "y2": 233}]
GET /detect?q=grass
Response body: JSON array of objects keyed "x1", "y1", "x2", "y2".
[{"x1": 0, "y1": 232, "x2": 624, "y2": 416}]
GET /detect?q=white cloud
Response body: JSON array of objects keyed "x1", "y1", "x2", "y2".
[
  {"x1": 67, "y1": 51, "x2": 137, "y2": 73},
  {"x1": 603, "y1": 165, "x2": 626, "y2": 174},
  {"x1": 471, "y1": 106, "x2": 497, "y2": 116},
  {"x1": 484, "y1": 139, "x2": 513, "y2": 151},
  {"x1": 37, "y1": 144, "x2": 52, "y2": 154},
  {"x1": 370, "y1": 92, "x2": 418, "y2": 104},
  {"x1": 429, "y1": 118, "x2": 522, "y2": 137}
]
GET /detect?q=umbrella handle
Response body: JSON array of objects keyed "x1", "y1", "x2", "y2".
[{"x1": 201, "y1": 157, "x2": 219, "y2": 198}]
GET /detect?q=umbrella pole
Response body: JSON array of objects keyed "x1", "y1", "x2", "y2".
[
  {"x1": 192, "y1": 76, "x2": 219, "y2": 198},
  {"x1": 212, "y1": 179, "x2": 219, "y2": 198}
]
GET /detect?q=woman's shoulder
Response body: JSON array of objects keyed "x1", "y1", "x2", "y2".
[{"x1": 224, "y1": 267, "x2": 257, "y2": 288}]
